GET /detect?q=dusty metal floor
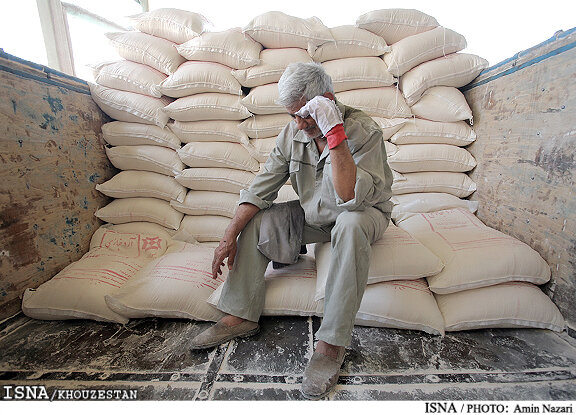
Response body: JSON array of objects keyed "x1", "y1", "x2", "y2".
[{"x1": 1, "y1": 313, "x2": 575, "y2": 401}]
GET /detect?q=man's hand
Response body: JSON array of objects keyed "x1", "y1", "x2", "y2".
[
  {"x1": 210, "y1": 203, "x2": 261, "y2": 279},
  {"x1": 212, "y1": 238, "x2": 237, "y2": 279},
  {"x1": 295, "y1": 96, "x2": 347, "y2": 149},
  {"x1": 298, "y1": 96, "x2": 356, "y2": 201}
]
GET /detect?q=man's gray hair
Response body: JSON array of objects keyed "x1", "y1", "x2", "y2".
[{"x1": 277, "y1": 62, "x2": 334, "y2": 107}]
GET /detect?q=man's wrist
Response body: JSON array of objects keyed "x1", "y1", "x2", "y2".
[{"x1": 325, "y1": 124, "x2": 347, "y2": 149}]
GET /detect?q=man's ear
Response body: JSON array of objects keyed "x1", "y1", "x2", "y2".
[{"x1": 323, "y1": 92, "x2": 335, "y2": 101}]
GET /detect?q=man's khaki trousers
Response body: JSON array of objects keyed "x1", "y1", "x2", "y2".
[{"x1": 217, "y1": 205, "x2": 389, "y2": 347}]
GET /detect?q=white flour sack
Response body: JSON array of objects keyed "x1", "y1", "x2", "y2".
[
  {"x1": 176, "y1": 28, "x2": 262, "y2": 70},
  {"x1": 96, "y1": 170, "x2": 187, "y2": 203},
  {"x1": 105, "y1": 31, "x2": 186, "y2": 75},
  {"x1": 170, "y1": 190, "x2": 239, "y2": 218},
  {"x1": 392, "y1": 171, "x2": 477, "y2": 198},
  {"x1": 89, "y1": 84, "x2": 172, "y2": 128},
  {"x1": 242, "y1": 83, "x2": 284, "y2": 115},
  {"x1": 310, "y1": 25, "x2": 390, "y2": 62},
  {"x1": 159, "y1": 61, "x2": 243, "y2": 98},
  {"x1": 90, "y1": 60, "x2": 166, "y2": 98},
  {"x1": 384, "y1": 140, "x2": 399, "y2": 158},
  {"x1": 174, "y1": 215, "x2": 232, "y2": 243},
  {"x1": 162, "y1": 93, "x2": 252, "y2": 122},
  {"x1": 88, "y1": 226, "x2": 171, "y2": 258},
  {"x1": 354, "y1": 279, "x2": 445, "y2": 335},
  {"x1": 106, "y1": 244, "x2": 226, "y2": 322},
  {"x1": 391, "y1": 192, "x2": 478, "y2": 223},
  {"x1": 96, "y1": 222, "x2": 177, "y2": 242},
  {"x1": 397, "y1": 208, "x2": 551, "y2": 294},
  {"x1": 102, "y1": 121, "x2": 181, "y2": 150},
  {"x1": 314, "y1": 223, "x2": 444, "y2": 300},
  {"x1": 383, "y1": 26, "x2": 467, "y2": 77},
  {"x1": 243, "y1": 11, "x2": 333, "y2": 49},
  {"x1": 261, "y1": 256, "x2": 319, "y2": 316},
  {"x1": 322, "y1": 57, "x2": 396, "y2": 93},
  {"x1": 129, "y1": 8, "x2": 210, "y2": 44},
  {"x1": 105, "y1": 145, "x2": 185, "y2": 176},
  {"x1": 336, "y1": 87, "x2": 412, "y2": 119},
  {"x1": 246, "y1": 137, "x2": 277, "y2": 162},
  {"x1": 95, "y1": 197, "x2": 185, "y2": 230},
  {"x1": 232, "y1": 48, "x2": 313, "y2": 88},
  {"x1": 208, "y1": 254, "x2": 320, "y2": 316},
  {"x1": 410, "y1": 86, "x2": 473, "y2": 123},
  {"x1": 356, "y1": 9, "x2": 439, "y2": 44},
  {"x1": 22, "y1": 228, "x2": 169, "y2": 323},
  {"x1": 175, "y1": 167, "x2": 255, "y2": 193},
  {"x1": 387, "y1": 144, "x2": 477, "y2": 173},
  {"x1": 436, "y1": 282, "x2": 566, "y2": 332},
  {"x1": 399, "y1": 53, "x2": 489, "y2": 106},
  {"x1": 390, "y1": 118, "x2": 476, "y2": 146},
  {"x1": 239, "y1": 114, "x2": 292, "y2": 139},
  {"x1": 177, "y1": 142, "x2": 260, "y2": 172},
  {"x1": 168, "y1": 120, "x2": 247, "y2": 144},
  {"x1": 371, "y1": 118, "x2": 407, "y2": 141}
]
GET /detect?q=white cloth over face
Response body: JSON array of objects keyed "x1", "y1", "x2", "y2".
[{"x1": 296, "y1": 96, "x2": 343, "y2": 136}]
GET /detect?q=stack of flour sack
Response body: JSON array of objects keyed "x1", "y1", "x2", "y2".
[{"x1": 22, "y1": 8, "x2": 565, "y2": 336}]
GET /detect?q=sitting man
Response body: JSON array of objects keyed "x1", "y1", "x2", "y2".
[{"x1": 190, "y1": 62, "x2": 393, "y2": 399}]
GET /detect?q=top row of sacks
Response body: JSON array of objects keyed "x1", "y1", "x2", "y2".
[{"x1": 111, "y1": 8, "x2": 469, "y2": 75}]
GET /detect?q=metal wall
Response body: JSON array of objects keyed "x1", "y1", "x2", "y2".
[
  {"x1": 0, "y1": 51, "x2": 115, "y2": 320},
  {"x1": 463, "y1": 28, "x2": 576, "y2": 334}
]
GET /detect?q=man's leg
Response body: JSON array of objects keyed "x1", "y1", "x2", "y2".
[
  {"x1": 302, "y1": 207, "x2": 389, "y2": 399},
  {"x1": 191, "y1": 205, "x2": 332, "y2": 349},
  {"x1": 317, "y1": 207, "x2": 389, "y2": 346},
  {"x1": 216, "y1": 210, "x2": 271, "y2": 322},
  {"x1": 190, "y1": 210, "x2": 270, "y2": 349},
  {"x1": 218, "y1": 205, "x2": 332, "y2": 320}
]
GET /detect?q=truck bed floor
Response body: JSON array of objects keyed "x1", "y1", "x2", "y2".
[{"x1": 1, "y1": 314, "x2": 575, "y2": 400}]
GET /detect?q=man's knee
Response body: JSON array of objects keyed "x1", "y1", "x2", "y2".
[
  {"x1": 331, "y1": 208, "x2": 387, "y2": 243},
  {"x1": 331, "y1": 211, "x2": 366, "y2": 238}
]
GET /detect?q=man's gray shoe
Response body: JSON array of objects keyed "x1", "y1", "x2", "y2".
[
  {"x1": 301, "y1": 348, "x2": 346, "y2": 400},
  {"x1": 190, "y1": 320, "x2": 260, "y2": 350}
]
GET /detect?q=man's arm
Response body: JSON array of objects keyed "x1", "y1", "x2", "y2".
[
  {"x1": 211, "y1": 124, "x2": 292, "y2": 278},
  {"x1": 329, "y1": 141, "x2": 357, "y2": 202},
  {"x1": 212, "y1": 202, "x2": 261, "y2": 278},
  {"x1": 298, "y1": 96, "x2": 357, "y2": 202}
]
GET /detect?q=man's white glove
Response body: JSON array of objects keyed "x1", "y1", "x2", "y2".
[{"x1": 296, "y1": 96, "x2": 348, "y2": 149}]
